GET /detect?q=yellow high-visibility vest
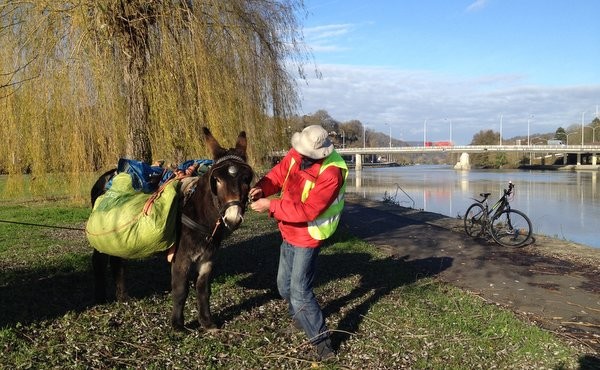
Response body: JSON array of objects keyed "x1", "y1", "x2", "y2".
[{"x1": 300, "y1": 151, "x2": 348, "y2": 240}]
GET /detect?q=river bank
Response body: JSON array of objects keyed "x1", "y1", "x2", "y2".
[
  {"x1": 519, "y1": 164, "x2": 600, "y2": 171},
  {"x1": 342, "y1": 193, "x2": 600, "y2": 353},
  {"x1": 344, "y1": 192, "x2": 600, "y2": 276},
  {"x1": 366, "y1": 194, "x2": 600, "y2": 267}
]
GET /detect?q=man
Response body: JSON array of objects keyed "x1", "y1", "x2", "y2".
[{"x1": 249, "y1": 125, "x2": 348, "y2": 361}]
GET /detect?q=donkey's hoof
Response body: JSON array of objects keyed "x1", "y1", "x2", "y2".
[{"x1": 171, "y1": 320, "x2": 186, "y2": 332}]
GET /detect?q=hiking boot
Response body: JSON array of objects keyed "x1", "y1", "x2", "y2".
[{"x1": 315, "y1": 339, "x2": 335, "y2": 361}]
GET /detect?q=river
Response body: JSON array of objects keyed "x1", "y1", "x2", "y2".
[{"x1": 347, "y1": 165, "x2": 600, "y2": 249}]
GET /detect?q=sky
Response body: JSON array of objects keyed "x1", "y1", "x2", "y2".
[{"x1": 294, "y1": 0, "x2": 600, "y2": 145}]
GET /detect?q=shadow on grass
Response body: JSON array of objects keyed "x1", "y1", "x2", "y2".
[
  {"x1": 321, "y1": 251, "x2": 452, "y2": 349},
  {"x1": 579, "y1": 355, "x2": 600, "y2": 370},
  {"x1": 0, "y1": 268, "x2": 95, "y2": 327},
  {"x1": 1, "y1": 225, "x2": 452, "y2": 354},
  {"x1": 0, "y1": 229, "x2": 281, "y2": 329},
  {"x1": 0, "y1": 253, "x2": 172, "y2": 328},
  {"x1": 214, "y1": 229, "x2": 453, "y2": 350}
]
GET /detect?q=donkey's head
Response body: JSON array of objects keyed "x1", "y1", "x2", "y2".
[{"x1": 203, "y1": 127, "x2": 253, "y2": 231}]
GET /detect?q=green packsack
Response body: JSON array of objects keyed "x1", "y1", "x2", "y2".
[{"x1": 86, "y1": 173, "x2": 180, "y2": 259}]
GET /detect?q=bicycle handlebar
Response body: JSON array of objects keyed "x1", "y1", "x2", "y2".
[{"x1": 504, "y1": 181, "x2": 514, "y2": 196}]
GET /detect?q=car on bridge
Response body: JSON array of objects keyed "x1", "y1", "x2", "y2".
[{"x1": 425, "y1": 141, "x2": 453, "y2": 147}]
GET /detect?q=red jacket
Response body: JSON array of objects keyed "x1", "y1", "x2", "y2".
[{"x1": 255, "y1": 148, "x2": 343, "y2": 247}]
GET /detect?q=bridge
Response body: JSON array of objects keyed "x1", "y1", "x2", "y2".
[
  {"x1": 271, "y1": 144, "x2": 600, "y2": 169},
  {"x1": 335, "y1": 144, "x2": 600, "y2": 155},
  {"x1": 334, "y1": 144, "x2": 600, "y2": 170}
]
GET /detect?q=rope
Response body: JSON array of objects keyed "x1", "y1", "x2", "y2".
[{"x1": 0, "y1": 219, "x2": 85, "y2": 231}]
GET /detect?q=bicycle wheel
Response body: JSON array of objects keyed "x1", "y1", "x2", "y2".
[
  {"x1": 464, "y1": 203, "x2": 485, "y2": 237},
  {"x1": 490, "y1": 209, "x2": 532, "y2": 247}
]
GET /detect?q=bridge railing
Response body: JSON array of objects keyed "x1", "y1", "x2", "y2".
[
  {"x1": 269, "y1": 144, "x2": 600, "y2": 158},
  {"x1": 335, "y1": 144, "x2": 600, "y2": 155}
]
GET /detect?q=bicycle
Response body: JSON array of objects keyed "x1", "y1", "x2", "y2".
[{"x1": 463, "y1": 181, "x2": 532, "y2": 247}]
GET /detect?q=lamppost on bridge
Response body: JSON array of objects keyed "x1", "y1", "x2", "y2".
[
  {"x1": 339, "y1": 129, "x2": 345, "y2": 149},
  {"x1": 385, "y1": 123, "x2": 391, "y2": 148},
  {"x1": 581, "y1": 112, "x2": 586, "y2": 146},
  {"x1": 423, "y1": 119, "x2": 427, "y2": 146},
  {"x1": 445, "y1": 118, "x2": 452, "y2": 145},
  {"x1": 566, "y1": 132, "x2": 578, "y2": 145},
  {"x1": 499, "y1": 114, "x2": 503, "y2": 146},
  {"x1": 527, "y1": 115, "x2": 534, "y2": 146}
]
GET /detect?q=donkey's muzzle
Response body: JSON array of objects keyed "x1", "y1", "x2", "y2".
[{"x1": 221, "y1": 201, "x2": 245, "y2": 230}]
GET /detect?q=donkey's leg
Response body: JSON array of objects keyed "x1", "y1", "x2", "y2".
[
  {"x1": 171, "y1": 256, "x2": 191, "y2": 330},
  {"x1": 195, "y1": 260, "x2": 217, "y2": 331},
  {"x1": 110, "y1": 256, "x2": 128, "y2": 301},
  {"x1": 92, "y1": 249, "x2": 109, "y2": 303}
]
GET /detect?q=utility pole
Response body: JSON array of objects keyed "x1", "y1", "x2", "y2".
[
  {"x1": 386, "y1": 123, "x2": 391, "y2": 147},
  {"x1": 582, "y1": 112, "x2": 586, "y2": 146},
  {"x1": 499, "y1": 114, "x2": 503, "y2": 145}
]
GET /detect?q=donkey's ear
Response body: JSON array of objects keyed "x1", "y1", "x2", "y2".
[
  {"x1": 203, "y1": 127, "x2": 223, "y2": 158},
  {"x1": 235, "y1": 131, "x2": 247, "y2": 156}
]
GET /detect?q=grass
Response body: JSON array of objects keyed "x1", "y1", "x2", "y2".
[{"x1": 0, "y1": 197, "x2": 595, "y2": 369}]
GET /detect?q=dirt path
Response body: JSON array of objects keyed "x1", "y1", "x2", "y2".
[{"x1": 341, "y1": 194, "x2": 600, "y2": 354}]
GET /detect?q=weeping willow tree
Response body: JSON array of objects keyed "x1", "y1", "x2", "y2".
[{"x1": 0, "y1": 0, "x2": 309, "y2": 198}]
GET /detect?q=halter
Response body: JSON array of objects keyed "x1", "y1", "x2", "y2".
[
  {"x1": 181, "y1": 154, "x2": 251, "y2": 244},
  {"x1": 208, "y1": 154, "x2": 252, "y2": 212},
  {"x1": 214, "y1": 154, "x2": 245, "y2": 165}
]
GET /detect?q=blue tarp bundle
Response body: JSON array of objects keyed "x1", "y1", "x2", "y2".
[{"x1": 106, "y1": 158, "x2": 213, "y2": 193}]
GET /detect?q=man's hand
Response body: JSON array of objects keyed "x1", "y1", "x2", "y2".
[
  {"x1": 250, "y1": 198, "x2": 270, "y2": 213},
  {"x1": 249, "y1": 187, "x2": 263, "y2": 201}
]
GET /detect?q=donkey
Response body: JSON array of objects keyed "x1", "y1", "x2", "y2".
[{"x1": 90, "y1": 127, "x2": 253, "y2": 331}]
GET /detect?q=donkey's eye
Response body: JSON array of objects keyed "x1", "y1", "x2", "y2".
[{"x1": 242, "y1": 174, "x2": 252, "y2": 185}]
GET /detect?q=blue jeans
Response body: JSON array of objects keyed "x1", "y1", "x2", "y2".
[{"x1": 277, "y1": 240, "x2": 329, "y2": 345}]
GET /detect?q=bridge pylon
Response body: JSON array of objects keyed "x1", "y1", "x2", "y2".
[{"x1": 454, "y1": 152, "x2": 471, "y2": 170}]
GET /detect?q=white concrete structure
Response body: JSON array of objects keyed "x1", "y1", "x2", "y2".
[{"x1": 454, "y1": 152, "x2": 471, "y2": 170}]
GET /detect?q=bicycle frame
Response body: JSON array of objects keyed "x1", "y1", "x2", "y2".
[
  {"x1": 472, "y1": 183, "x2": 512, "y2": 223},
  {"x1": 464, "y1": 182, "x2": 532, "y2": 247},
  {"x1": 486, "y1": 188, "x2": 511, "y2": 220}
]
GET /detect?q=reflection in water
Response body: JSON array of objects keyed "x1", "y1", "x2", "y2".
[{"x1": 348, "y1": 165, "x2": 600, "y2": 249}]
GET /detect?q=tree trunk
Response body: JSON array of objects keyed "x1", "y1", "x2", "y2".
[{"x1": 123, "y1": 55, "x2": 152, "y2": 163}]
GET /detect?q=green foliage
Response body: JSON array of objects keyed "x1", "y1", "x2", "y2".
[
  {"x1": 494, "y1": 152, "x2": 508, "y2": 167},
  {"x1": 470, "y1": 129, "x2": 523, "y2": 168},
  {"x1": 470, "y1": 129, "x2": 499, "y2": 145},
  {"x1": 555, "y1": 127, "x2": 567, "y2": 142},
  {"x1": 470, "y1": 129, "x2": 497, "y2": 168},
  {"x1": 340, "y1": 120, "x2": 364, "y2": 146},
  {"x1": 0, "y1": 173, "x2": 96, "y2": 203},
  {"x1": 0, "y1": 202, "x2": 586, "y2": 369},
  {"x1": 0, "y1": 1, "x2": 309, "y2": 176}
]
